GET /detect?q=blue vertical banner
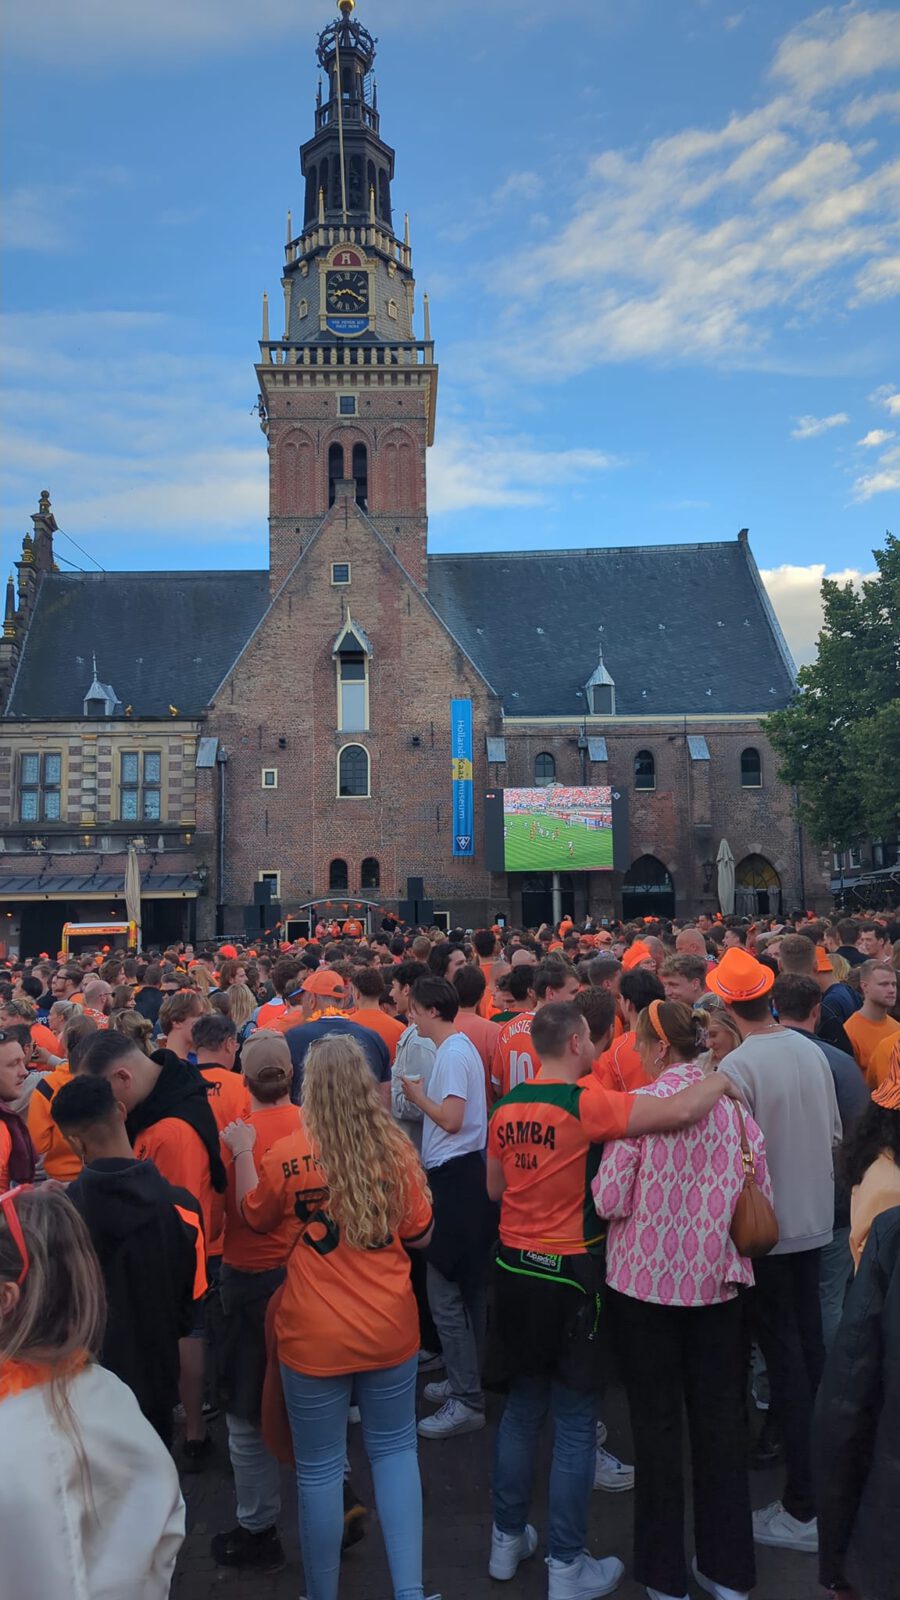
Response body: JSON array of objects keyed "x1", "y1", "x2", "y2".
[{"x1": 450, "y1": 698, "x2": 475, "y2": 857}]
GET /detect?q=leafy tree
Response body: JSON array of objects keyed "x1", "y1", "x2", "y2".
[{"x1": 765, "y1": 533, "x2": 900, "y2": 850}]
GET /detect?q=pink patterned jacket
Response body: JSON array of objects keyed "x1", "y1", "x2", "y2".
[{"x1": 593, "y1": 1064, "x2": 771, "y2": 1307}]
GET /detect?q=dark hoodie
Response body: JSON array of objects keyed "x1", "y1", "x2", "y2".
[
  {"x1": 67, "y1": 1156, "x2": 203, "y2": 1445},
  {"x1": 128, "y1": 1048, "x2": 227, "y2": 1193}
]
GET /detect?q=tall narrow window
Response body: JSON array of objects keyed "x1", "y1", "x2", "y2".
[
  {"x1": 121, "y1": 752, "x2": 162, "y2": 821},
  {"x1": 338, "y1": 745, "x2": 370, "y2": 797},
  {"x1": 329, "y1": 858, "x2": 349, "y2": 890},
  {"x1": 338, "y1": 652, "x2": 367, "y2": 731},
  {"x1": 740, "y1": 747, "x2": 762, "y2": 788},
  {"x1": 19, "y1": 752, "x2": 61, "y2": 822},
  {"x1": 304, "y1": 164, "x2": 317, "y2": 221},
  {"x1": 361, "y1": 856, "x2": 380, "y2": 890},
  {"x1": 534, "y1": 752, "x2": 556, "y2": 787},
  {"x1": 328, "y1": 441, "x2": 345, "y2": 507},
  {"x1": 634, "y1": 750, "x2": 656, "y2": 791},
  {"x1": 352, "y1": 442, "x2": 368, "y2": 510}
]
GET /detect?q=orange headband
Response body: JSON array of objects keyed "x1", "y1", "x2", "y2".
[{"x1": 647, "y1": 999, "x2": 669, "y2": 1045}]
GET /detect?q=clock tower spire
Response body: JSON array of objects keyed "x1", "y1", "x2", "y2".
[{"x1": 258, "y1": 0, "x2": 437, "y2": 593}]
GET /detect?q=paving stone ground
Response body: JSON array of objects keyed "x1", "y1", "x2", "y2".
[{"x1": 172, "y1": 1379, "x2": 822, "y2": 1600}]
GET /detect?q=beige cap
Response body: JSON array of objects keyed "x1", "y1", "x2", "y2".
[{"x1": 241, "y1": 1029, "x2": 293, "y2": 1089}]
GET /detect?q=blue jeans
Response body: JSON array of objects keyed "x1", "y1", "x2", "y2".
[
  {"x1": 494, "y1": 1375, "x2": 598, "y2": 1562},
  {"x1": 226, "y1": 1413, "x2": 281, "y2": 1532},
  {"x1": 280, "y1": 1354, "x2": 423, "y2": 1600},
  {"x1": 819, "y1": 1225, "x2": 852, "y2": 1351}
]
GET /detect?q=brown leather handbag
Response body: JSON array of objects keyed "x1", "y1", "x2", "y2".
[{"x1": 729, "y1": 1105, "x2": 779, "y2": 1259}]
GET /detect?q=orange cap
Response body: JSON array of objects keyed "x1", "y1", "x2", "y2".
[
  {"x1": 814, "y1": 945, "x2": 833, "y2": 975},
  {"x1": 873, "y1": 1039, "x2": 900, "y2": 1110},
  {"x1": 707, "y1": 947, "x2": 774, "y2": 1003},
  {"x1": 219, "y1": 943, "x2": 238, "y2": 961},
  {"x1": 622, "y1": 940, "x2": 653, "y2": 971},
  {"x1": 302, "y1": 968, "x2": 345, "y2": 999}
]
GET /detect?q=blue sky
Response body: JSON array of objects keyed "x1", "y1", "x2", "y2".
[{"x1": 3, "y1": 0, "x2": 899, "y2": 661}]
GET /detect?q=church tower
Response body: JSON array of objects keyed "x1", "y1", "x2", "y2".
[{"x1": 258, "y1": 0, "x2": 437, "y2": 592}]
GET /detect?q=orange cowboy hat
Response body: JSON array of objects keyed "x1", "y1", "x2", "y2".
[
  {"x1": 873, "y1": 1038, "x2": 900, "y2": 1112},
  {"x1": 622, "y1": 940, "x2": 653, "y2": 971},
  {"x1": 706, "y1": 946, "x2": 774, "y2": 1002}
]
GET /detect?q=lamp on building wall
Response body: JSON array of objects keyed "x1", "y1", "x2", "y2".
[{"x1": 702, "y1": 859, "x2": 715, "y2": 892}]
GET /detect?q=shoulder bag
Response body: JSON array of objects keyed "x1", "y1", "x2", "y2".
[{"x1": 729, "y1": 1104, "x2": 779, "y2": 1259}]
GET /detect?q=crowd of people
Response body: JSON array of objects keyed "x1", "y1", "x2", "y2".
[{"x1": 1, "y1": 905, "x2": 899, "y2": 1600}]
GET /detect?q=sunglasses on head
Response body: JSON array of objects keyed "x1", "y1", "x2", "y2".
[{"x1": 0, "y1": 1184, "x2": 35, "y2": 1287}]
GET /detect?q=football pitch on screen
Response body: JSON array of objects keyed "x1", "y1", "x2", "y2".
[{"x1": 503, "y1": 812, "x2": 614, "y2": 872}]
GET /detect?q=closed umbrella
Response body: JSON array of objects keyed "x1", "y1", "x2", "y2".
[
  {"x1": 716, "y1": 839, "x2": 736, "y2": 917},
  {"x1": 124, "y1": 843, "x2": 142, "y2": 952}
]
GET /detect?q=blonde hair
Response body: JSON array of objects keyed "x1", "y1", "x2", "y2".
[
  {"x1": 301, "y1": 1035, "x2": 431, "y2": 1252},
  {"x1": 226, "y1": 982, "x2": 256, "y2": 1030},
  {"x1": 0, "y1": 1187, "x2": 105, "y2": 1366},
  {"x1": 106, "y1": 1009, "x2": 153, "y2": 1054},
  {"x1": 828, "y1": 952, "x2": 851, "y2": 984},
  {"x1": 191, "y1": 964, "x2": 213, "y2": 997}
]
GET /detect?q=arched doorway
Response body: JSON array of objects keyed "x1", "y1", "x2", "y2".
[
  {"x1": 520, "y1": 873, "x2": 575, "y2": 930},
  {"x1": 735, "y1": 855, "x2": 782, "y2": 918},
  {"x1": 621, "y1": 855, "x2": 675, "y2": 920}
]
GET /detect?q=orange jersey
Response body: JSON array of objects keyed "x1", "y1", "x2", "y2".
[
  {"x1": 26, "y1": 1064, "x2": 82, "y2": 1181},
  {"x1": 134, "y1": 1116, "x2": 222, "y2": 1258},
  {"x1": 243, "y1": 1120, "x2": 432, "y2": 1377},
  {"x1": 491, "y1": 1011, "x2": 538, "y2": 1099},
  {"x1": 347, "y1": 1008, "x2": 406, "y2": 1064},
  {"x1": 845, "y1": 1013, "x2": 900, "y2": 1083},
  {"x1": 222, "y1": 1103, "x2": 302, "y2": 1271},
  {"x1": 200, "y1": 1066, "x2": 251, "y2": 1131},
  {"x1": 256, "y1": 999, "x2": 289, "y2": 1030},
  {"x1": 489, "y1": 1074, "x2": 634, "y2": 1254},
  {"x1": 592, "y1": 1030, "x2": 650, "y2": 1093}
]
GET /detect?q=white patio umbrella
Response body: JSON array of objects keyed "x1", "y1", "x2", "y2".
[
  {"x1": 716, "y1": 839, "x2": 736, "y2": 917},
  {"x1": 124, "y1": 843, "x2": 142, "y2": 951}
]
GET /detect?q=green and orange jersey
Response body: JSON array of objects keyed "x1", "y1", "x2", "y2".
[{"x1": 488, "y1": 1075, "x2": 635, "y2": 1256}]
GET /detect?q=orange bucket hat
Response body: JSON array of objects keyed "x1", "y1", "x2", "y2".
[
  {"x1": 622, "y1": 940, "x2": 653, "y2": 971},
  {"x1": 873, "y1": 1038, "x2": 900, "y2": 1111},
  {"x1": 814, "y1": 945, "x2": 833, "y2": 975},
  {"x1": 706, "y1": 946, "x2": 774, "y2": 1002}
]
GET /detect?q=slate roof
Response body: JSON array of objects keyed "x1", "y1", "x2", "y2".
[
  {"x1": 6, "y1": 572, "x2": 270, "y2": 719},
  {"x1": 427, "y1": 540, "x2": 797, "y2": 716}
]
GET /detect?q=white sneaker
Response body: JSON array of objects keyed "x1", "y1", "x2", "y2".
[
  {"x1": 751, "y1": 1501, "x2": 818, "y2": 1552},
  {"x1": 595, "y1": 1420, "x2": 608, "y2": 1448},
  {"x1": 593, "y1": 1447, "x2": 634, "y2": 1493},
  {"x1": 546, "y1": 1551, "x2": 625, "y2": 1600},
  {"x1": 417, "y1": 1398, "x2": 485, "y2": 1439},
  {"x1": 691, "y1": 1555, "x2": 748, "y2": 1600},
  {"x1": 489, "y1": 1523, "x2": 538, "y2": 1580},
  {"x1": 423, "y1": 1378, "x2": 452, "y2": 1405}
]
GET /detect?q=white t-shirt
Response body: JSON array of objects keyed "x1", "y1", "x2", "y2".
[{"x1": 421, "y1": 1031, "x2": 487, "y2": 1171}]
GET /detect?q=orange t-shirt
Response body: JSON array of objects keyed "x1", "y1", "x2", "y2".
[
  {"x1": 26, "y1": 1063, "x2": 82, "y2": 1181},
  {"x1": 243, "y1": 1120, "x2": 432, "y2": 1377},
  {"x1": 199, "y1": 1066, "x2": 251, "y2": 1131},
  {"x1": 488, "y1": 1073, "x2": 634, "y2": 1254},
  {"x1": 347, "y1": 1008, "x2": 406, "y2": 1064},
  {"x1": 30, "y1": 1022, "x2": 61, "y2": 1058},
  {"x1": 0, "y1": 1121, "x2": 11, "y2": 1192},
  {"x1": 222, "y1": 1103, "x2": 302, "y2": 1271},
  {"x1": 272, "y1": 1006, "x2": 307, "y2": 1034},
  {"x1": 134, "y1": 1117, "x2": 221, "y2": 1258},
  {"x1": 865, "y1": 1027, "x2": 900, "y2": 1090},
  {"x1": 491, "y1": 1011, "x2": 538, "y2": 1099},
  {"x1": 845, "y1": 1013, "x2": 900, "y2": 1083},
  {"x1": 592, "y1": 1030, "x2": 650, "y2": 1093},
  {"x1": 477, "y1": 959, "x2": 496, "y2": 1019},
  {"x1": 256, "y1": 999, "x2": 289, "y2": 1030}
]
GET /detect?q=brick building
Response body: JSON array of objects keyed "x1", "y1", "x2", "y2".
[{"x1": 0, "y1": 5, "x2": 830, "y2": 956}]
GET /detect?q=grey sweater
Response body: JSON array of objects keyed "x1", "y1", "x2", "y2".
[{"x1": 722, "y1": 1028, "x2": 842, "y2": 1255}]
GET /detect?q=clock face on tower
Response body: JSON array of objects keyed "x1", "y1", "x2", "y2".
[{"x1": 326, "y1": 270, "x2": 369, "y2": 314}]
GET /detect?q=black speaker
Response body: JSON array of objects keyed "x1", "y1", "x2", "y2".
[
  {"x1": 244, "y1": 900, "x2": 282, "y2": 934},
  {"x1": 406, "y1": 877, "x2": 425, "y2": 901},
  {"x1": 399, "y1": 896, "x2": 434, "y2": 927},
  {"x1": 253, "y1": 880, "x2": 275, "y2": 906}
]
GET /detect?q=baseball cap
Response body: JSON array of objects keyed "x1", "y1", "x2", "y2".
[
  {"x1": 595, "y1": 930, "x2": 613, "y2": 946},
  {"x1": 622, "y1": 940, "x2": 653, "y2": 971},
  {"x1": 302, "y1": 968, "x2": 345, "y2": 999},
  {"x1": 706, "y1": 947, "x2": 774, "y2": 1002},
  {"x1": 240, "y1": 1030, "x2": 293, "y2": 1089}
]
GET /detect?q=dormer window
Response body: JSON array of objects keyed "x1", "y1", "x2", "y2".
[
  {"x1": 82, "y1": 658, "x2": 122, "y2": 718},
  {"x1": 332, "y1": 614, "x2": 372, "y2": 733},
  {"x1": 585, "y1": 652, "x2": 615, "y2": 716}
]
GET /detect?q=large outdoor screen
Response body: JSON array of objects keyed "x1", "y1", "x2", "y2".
[{"x1": 484, "y1": 785, "x2": 629, "y2": 874}]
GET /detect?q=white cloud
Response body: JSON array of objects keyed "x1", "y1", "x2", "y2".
[
  {"x1": 791, "y1": 411, "x2": 849, "y2": 438},
  {"x1": 428, "y1": 431, "x2": 619, "y2": 514},
  {"x1": 3, "y1": 170, "x2": 129, "y2": 253},
  {"x1": 853, "y1": 463, "x2": 900, "y2": 498},
  {"x1": 886, "y1": 393, "x2": 900, "y2": 415},
  {"x1": 770, "y1": 6, "x2": 900, "y2": 99},
  {"x1": 858, "y1": 427, "x2": 895, "y2": 445},
  {"x1": 761, "y1": 562, "x2": 876, "y2": 664},
  {"x1": 843, "y1": 87, "x2": 900, "y2": 125},
  {"x1": 853, "y1": 253, "x2": 900, "y2": 302}
]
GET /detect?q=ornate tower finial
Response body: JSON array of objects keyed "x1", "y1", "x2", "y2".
[
  {"x1": 262, "y1": 291, "x2": 270, "y2": 341},
  {"x1": 338, "y1": 0, "x2": 355, "y2": 13},
  {"x1": 39, "y1": 489, "x2": 51, "y2": 514},
  {"x1": 3, "y1": 574, "x2": 15, "y2": 638},
  {"x1": 21, "y1": 532, "x2": 35, "y2": 565}
]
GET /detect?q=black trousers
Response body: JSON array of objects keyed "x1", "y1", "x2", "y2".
[
  {"x1": 751, "y1": 1247, "x2": 824, "y2": 1523},
  {"x1": 610, "y1": 1288, "x2": 755, "y2": 1597}
]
